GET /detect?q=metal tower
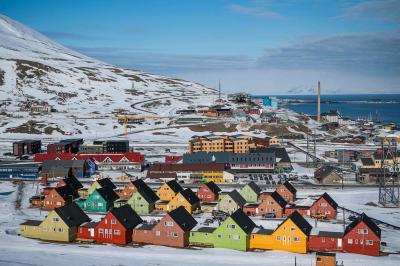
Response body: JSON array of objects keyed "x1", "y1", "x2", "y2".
[{"x1": 378, "y1": 137, "x2": 400, "y2": 207}]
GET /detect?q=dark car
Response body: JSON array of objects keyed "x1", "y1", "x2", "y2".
[{"x1": 264, "y1": 213, "x2": 276, "y2": 218}]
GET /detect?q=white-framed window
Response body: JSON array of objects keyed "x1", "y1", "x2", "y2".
[
  {"x1": 234, "y1": 235, "x2": 240, "y2": 240},
  {"x1": 56, "y1": 201, "x2": 62, "y2": 206},
  {"x1": 366, "y1": 240, "x2": 373, "y2": 245},
  {"x1": 172, "y1": 232, "x2": 179, "y2": 237},
  {"x1": 358, "y1": 229, "x2": 368, "y2": 235},
  {"x1": 320, "y1": 202, "x2": 327, "y2": 207},
  {"x1": 165, "y1": 221, "x2": 174, "y2": 227},
  {"x1": 57, "y1": 228, "x2": 64, "y2": 233},
  {"x1": 347, "y1": 238, "x2": 353, "y2": 244},
  {"x1": 114, "y1": 230, "x2": 121, "y2": 235},
  {"x1": 52, "y1": 217, "x2": 59, "y2": 222},
  {"x1": 155, "y1": 231, "x2": 161, "y2": 236},
  {"x1": 111, "y1": 219, "x2": 116, "y2": 225},
  {"x1": 98, "y1": 202, "x2": 103, "y2": 207}
]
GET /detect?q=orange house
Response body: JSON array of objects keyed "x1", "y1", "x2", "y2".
[
  {"x1": 167, "y1": 188, "x2": 201, "y2": 214},
  {"x1": 276, "y1": 181, "x2": 297, "y2": 203},
  {"x1": 119, "y1": 179, "x2": 150, "y2": 200},
  {"x1": 156, "y1": 180, "x2": 183, "y2": 201},
  {"x1": 43, "y1": 185, "x2": 79, "y2": 210}
]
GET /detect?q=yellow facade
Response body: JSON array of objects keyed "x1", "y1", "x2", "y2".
[
  {"x1": 155, "y1": 201, "x2": 169, "y2": 211},
  {"x1": 167, "y1": 193, "x2": 194, "y2": 214},
  {"x1": 250, "y1": 219, "x2": 308, "y2": 254},
  {"x1": 156, "y1": 183, "x2": 178, "y2": 201}
]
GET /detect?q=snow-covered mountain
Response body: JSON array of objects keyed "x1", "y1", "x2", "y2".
[{"x1": 0, "y1": 15, "x2": 217, "y2": 137}]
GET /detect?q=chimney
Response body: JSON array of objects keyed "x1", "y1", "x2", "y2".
[{"x1": 317, "y1": 81, "x2": 321, "y2": 123}]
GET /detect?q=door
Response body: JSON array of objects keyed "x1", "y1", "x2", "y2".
[
  {"x1": 90, "y1": 228, "x2": 94, "y2": 237},
  {"x1": 337, "y1": 239, "x2": 342, "y2": 248}
]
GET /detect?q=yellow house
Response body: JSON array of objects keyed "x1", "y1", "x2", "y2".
[
  {"x1": 87, "y1": 178, "x2": 116, "y2": 195},
  {"x1": 156, "y1": 180, "x2": 183, "y2": 201},
  {"x1": 250, "y1": 211, "x2": 312, "y2": 254},
  {"x1": 167, "y1": 188, "x2": 201, "y2": 214},
  {"x1": 19, "y1": 203, "x2": 90, "y2": 242}
]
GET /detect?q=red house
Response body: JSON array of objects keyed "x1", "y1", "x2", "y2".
[
  {"x1": 343, "y1": 213, "x2": 381, "y2": 256},
  {"x1": 132, "y1": 206, "x2": 197, "y2": 248},
  {"x1": 309, "y1": 193, "x2": 338, "y2": 219},
  {"x1": 309, "y1": 231, "x2": 343, "y2": 252},
  {"x1": 87, "y1": 205, "x2": 143, "y2": 245},
  {"x1": 77, "y1": 221, "x2": 99, "y2": 241},
  {"x1": 196, "y1": 181, "x2": 221, "y2": 202}
]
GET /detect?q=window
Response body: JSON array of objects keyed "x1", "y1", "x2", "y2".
[
  {"x1": 99, "y1": 229, "x2": 104, "y2": 233},
  {"x1": 98, "y1": 202, "x2": 103, "y2": 207},
  {"x1": 93, "y1": 195, "x2": 100, "y2": 199},
  {"x1": 165, "y1": 221, "x2": 174, "y2": 227},
  {"x1": 114, "y1": 230, "x2": 121, "y2": 235},
  {"x1": 111, "y1": 219, "x2": 116, "y2": 225},
  {"x1": 290, "y1": 227, "x2": 295, "y2": 231},
  {"x1": 276, "y1": 236, "x2": 280, "y2": 240},
  {"x1": 358, "y1": 229, "x2": 368, "y2": 235},
  {"x1": 217, "y1": 234, "x2": 222, "y2": 238},
  {"x1": 320, "y1": 202, "x2": 327, "y2": 207},
  {"x1": 234, "y1": 235, "x2": 240, "y2": 240},
  {"x1": 52, "y1": 217, "x2": 59, "y2": 222},
  {"x1": 56, "y1": 202, "x2": 62, "y2": 206},
  {"x1": 57, "y1": 228, "x2": 63, "y2": 233},
  {"x1": 294, "y1": 237, "x2": 300, "y2": 242},
  {"x1": 322, "y1": 237, "x2": 326, "y2": 243},
  {"x1": 366, "y1": 240, "x2": 373, "y2": 246},
  {"x1": 172, "y1": 232, "x2": 179, "y2": 237},
  {"x1": 226, "y1": 224, "x2": 236, "y2": 229},
  {"x1": 355, "y1": 239, "x2": 358, "y2": 244},
  {"x1": 155, "y1": 231, "x2": 161, "y2": 236}
]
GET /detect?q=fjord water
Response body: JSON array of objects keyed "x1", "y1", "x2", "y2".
[{"x1": 278, "y1": 94, "x2": 400, "y2": 125}]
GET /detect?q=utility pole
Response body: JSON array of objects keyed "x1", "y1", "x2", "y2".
[{"x1": 317, "y1": 81, "x2": 321, "y2": 123}]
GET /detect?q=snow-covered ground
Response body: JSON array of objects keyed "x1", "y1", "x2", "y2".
[{"x1": 1, "y1": 181, "x2": 400, "y2": 266}]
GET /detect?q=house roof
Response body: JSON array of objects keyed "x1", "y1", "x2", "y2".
[
  {"x1": 20, "y1": 220, "x2": 42, "y2": 226},
  {"x1": 279, "y1": 210, "x2": 312, "y2": 236},
  {"x1": 61, "y1": 176, "x2": 83, "y2": 190},
  {"x1": 315, "y1": 166, "x2": 340, "y2": 180},
  {"x1": 54, "y1": 185, "x2": 79, "y2": 201},
  {"x1": 96, "y1": 187, "x2": 119, "y2": 202},
  {"x1": 270, "y1": 191, "x2": 287, "y2": 208},
  {"x1": 256, "y1": 228, "x2": 274, "y2": 235},
  {"x1": 110, "y1": 205, "x2": 143, "y2": 229},
  {"x1": 179, "y1": 188, "x2": 200, "y2": 205},
  {"x1": 132, "y1": 179, "x2": 159, "y2": 203},
  {"x1": 344, "y1": 213, "x2": 381, "y2": 238},
  {"x1": 149, "y1": 162, "x2": 228, "y2": 172},
  {"x1": 136, "y1": 223, "x2": 157, "y2": 230},
  {"x1": 246, "y1": 181, "x2": 261, "y2": 195},
  {"x1": 227, "y1": 189, "x2": 246, "y2": 207},
  {"x1": 282, "y1": 181, "x2": 297, "y2": 194},
  {"x1": 252, "y1": 147, "x2": 291, "y2": 163},
  {"x1": 203, "y1": 181, "x2": 221, "y2": 194},
  {"x1": 41, "y1": 160, "x2": 87, "y2": 173},
  {"x1": 195, "y1": 227, "x2": 217, "y2": 233},
  {"x1": 96, "y1": 178, "x2": 117, "y2": 190},
  {"x1": 165, "y1": 180, "x2": 184, "y2": 193},
  {"x1": 168, "y1": 206, "x2": 197, "y2": 231},
  {"x1": 80, "y1": 221, "x2": 99, "y2": 228},
  {"x1": 318, "y1": 192, "x2": 338, "y2": 209},
  {"x1": 361, "y1": 157, "x2": 375, "y2": 166},
  {"x1": 54, "y1": 202, "x2": 90, "y2": 227},
  {"x1": 317, "y1": 231, "x2": 343, "y2": 238},
  {"x1": 230, "y1": 209, "x2": 256, "y2": 234}
]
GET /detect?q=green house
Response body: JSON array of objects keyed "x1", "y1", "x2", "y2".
[
  {"x1": 82, "y1": 187, "x2": 119, "y2": 213},
  {"x1": 239, "y1": 181, "x2": 261, "y2": 203},
  {"x1": 216, "y1": 190, "x2": 246, "y2": 214},
  {"x1": 213, "y1": 209, "x2": 256, "y2": 251},
  {"x1": 127, "y1": 179, "x2": 159, "y2": 214},
  {"x1": 189, "y1": 227, "x2": 216, "y2": 247}
]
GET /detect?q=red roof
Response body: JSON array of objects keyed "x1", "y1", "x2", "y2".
[
  {"x1": 34, "y1": 152, "x2": 145, "y2": 163},
  {"x1": 149, "y1": 163, "x2": 228, "y2": 172}
]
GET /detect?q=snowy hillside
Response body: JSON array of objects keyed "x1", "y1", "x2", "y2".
[{"x1": 0, "y1": 15, "x2": 217, "y2": 137}]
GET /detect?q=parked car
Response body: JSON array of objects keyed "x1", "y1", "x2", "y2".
[
  {"x1": 311, "y1": 213, "x2": 326, "y2": 219},
  {"x1": 264, "y1": 213, "x2": 276, "y2": 218}
]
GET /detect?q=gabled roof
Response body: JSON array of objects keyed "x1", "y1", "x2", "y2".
[
  {"x1": 96, "y1": 187, "x2": 119, "y2": 202},
  {"x1": 315, "y1": 166, "x2": 340, "y2": 180},
  {"x1": 110, "y1": 205, "x2": 143, "y2": 229},
  {"x1": 179, "y1": 188, "x2": 200, "y2": 205},
  {"x1": 203, "y1": 181, "x2": 221, "y2": 194},
  {"x1": 132, "y1": 179, "x2": 159, "y2": 203},
  {"x1": 54, "y1": 185, "x2": 79, "y2": 201},
  {"x1": 344, "y1": 213, "x2": 381, "y2": 238},
  {"x1": 96, "y1": 178, "x2": 117, "y2": 190},
  {"x1": 270, "y1": 191, "x2": 287, "y2": 208},
  {"x1": 245, "y1": 181, "x2": 262, "y2": 195},
  {"x1": 168, "y1": 206, "x2": 197, "y2": 231},
  {"x1": 278, "y1": 211, "x2": 312, "y2": 236},
  {"x1": 54, "y1": 202, "x2": 90, "y2": 227},
  {"x1": 194, "y1": 227, "x2": 217, "y2": 233},
  {"x1": 20, "y1": 220, "x2": 42, "y2": 226},
  {"x1": 165, "y1": 180, "x2": 183, "y2": 193},
  {"x1": 317, "y1": 231, "x2": 343, "y2": 238},
  {"x1": 230, "y1": 209, "x2": 256, "y2": 234},
  {"x1": 317, "y1": 192, "x2": 338, "y2": 209},
  {"x1": 61, "y1": 176, "x2": 83, "y2": 190},
  {"x1": 282, "y1": 181, "x2": 297, "y2": 194},
  {"x1": 227, "y1": 189, "x2": 246, "y2": 207}
]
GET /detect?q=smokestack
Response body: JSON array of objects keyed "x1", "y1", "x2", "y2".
[{"x1": 317, "y1": 81, "x2": 321, "y2": 123}]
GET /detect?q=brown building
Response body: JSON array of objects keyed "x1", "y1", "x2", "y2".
[
  {"x1": 132, "y1": 206, "x2": 197, "y2": 248},
  {"x1": 315, "y1": 252, "x2": 336, "y2": 266},
  {"x1": 188, "y1": 134, "x2": 269, "y2": 154},
  {"x1": 314, "y1": 166, "x2": 342, "y2": 185},
  {"x1": 276, "y1": 181, "x2": 297, "y2": 203}
]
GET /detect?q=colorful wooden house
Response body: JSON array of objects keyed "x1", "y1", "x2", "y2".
[
  {"x1": 216, "y1": 190, "x2": 246, "y2": 214},
  {"x1": 251, "y1": 211, "x2": 312, "y2": 254},
  {"x1": 256, "y1": 191, "x2": 287, "y2": 218},
  {"x1": 276, "y1": 181, "x2": 297, "y2": 203},
  {"x1": 239, "y1": 181, "x2": 261, "y2": 203},
  {"x1": 94, "y1": 205, "x2": 143, "y2": 245},
  {"x1": 343, "y1": 213, "x2": 381, "y2": 256},
  {"x1": 87, "y1": 178, "x2": 116, "y2": 195},
  {"x1": 309, "y1": 193, "x2": 338, "y2": 219},
  {"x1": 81, "y1": 187, "x2": 119, "y2": 213},
  {"x1": 167, "y1": 188, "x2": 201, "y2": 214},
  {"x1": 56, "y1": 176, "x2": 83, "y2": 191},
  {"x1": 127, "y1": 179, "x2": 159, "y2": 214},
  {"x1": 156, "y1": 180, "x2": 183, "y2": 201},
  {"x1": 213, "y1": 209, "x2": 256, "y2": 251},
  {"x1": 20, "y1": 203, "x2": 90, "y2": 242},
  {"x1": 197, "y1": 181, "x2": 221, "y2": 202},
  {"x1": 119, "y1": 179, "x2": 140, "y2": 200},
  {"x1": 189, "y1": 227, "x2": 216, "y2": 247},
  {"x1": 132, "y1": 206, "x2": 197, "y2": 248},
  {"x1": 43, "y1": 185, "x2": 79, "y2": 210}
]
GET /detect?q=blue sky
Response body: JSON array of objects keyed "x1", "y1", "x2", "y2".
[{"x1": 1, "y1": 0, "x2": 399, "y2": 93}]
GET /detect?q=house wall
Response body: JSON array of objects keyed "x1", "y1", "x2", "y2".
[
  {"x1": 39, "y1": 212, "x2": 75, "y2": 242},
  {"x1": 239, "y1": 186, "x2": 258, "y2": 203},
  {"x1": 19, "y1": 224, "x2": 42, "y2": 239},
  {"x1": 343, "y1": 222, "x2": 380, "y2": 256},
  {"x1": 284, "y1": 208, "x2": 309, "y2": 217},
  {"x1": 120, "y1": 183, "x2": 138, "y2": 200},
  {"x1": 271, "y1": 219, "x2": 308, "y2": 254},
  {"x1": 83, "y1": 191, "x2": 112, "y2": 213},
  {"x1": 43, "y1": 189, "x2": 67, "y2": 210},
  {"x1": 309, "y1": 235, "x2": 342, "y2": 252},
  {"x1": 321, "y1": 172, "x2": 342, "y2": 185},
  {"x1": 257, "y1": 198, "x2": 285, "y2": 218},
  {"x1": 77, "y1": 226, "x2": 95, "y2": 240},
  {"x1": 197, "y1": 186, "x2": 218, "y2": 203},
  {"x1": 213, "y1": 217, "x2": 249, "y2": 251},
  {"x1": 95, "y1": 212, "x2": 132, "y2": 245},
  {"x1": 189, "y1": 231, "x2": 215, "y2": 247},
  {"x1": 276, "y1": 185, "x2": 295, "y2": 203},
  {"x1": 156, "y1": 184, "x2": 178, "y2": 201},
  {"x1": 249, "y1": 233, "x2": 273, "y2": 249},
  {"x1": 127, "y1": 191, "x2": 154, "y2": 214},
  {"x1": 216, "y1": 195, "x2": 241, "y2": 214}
]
